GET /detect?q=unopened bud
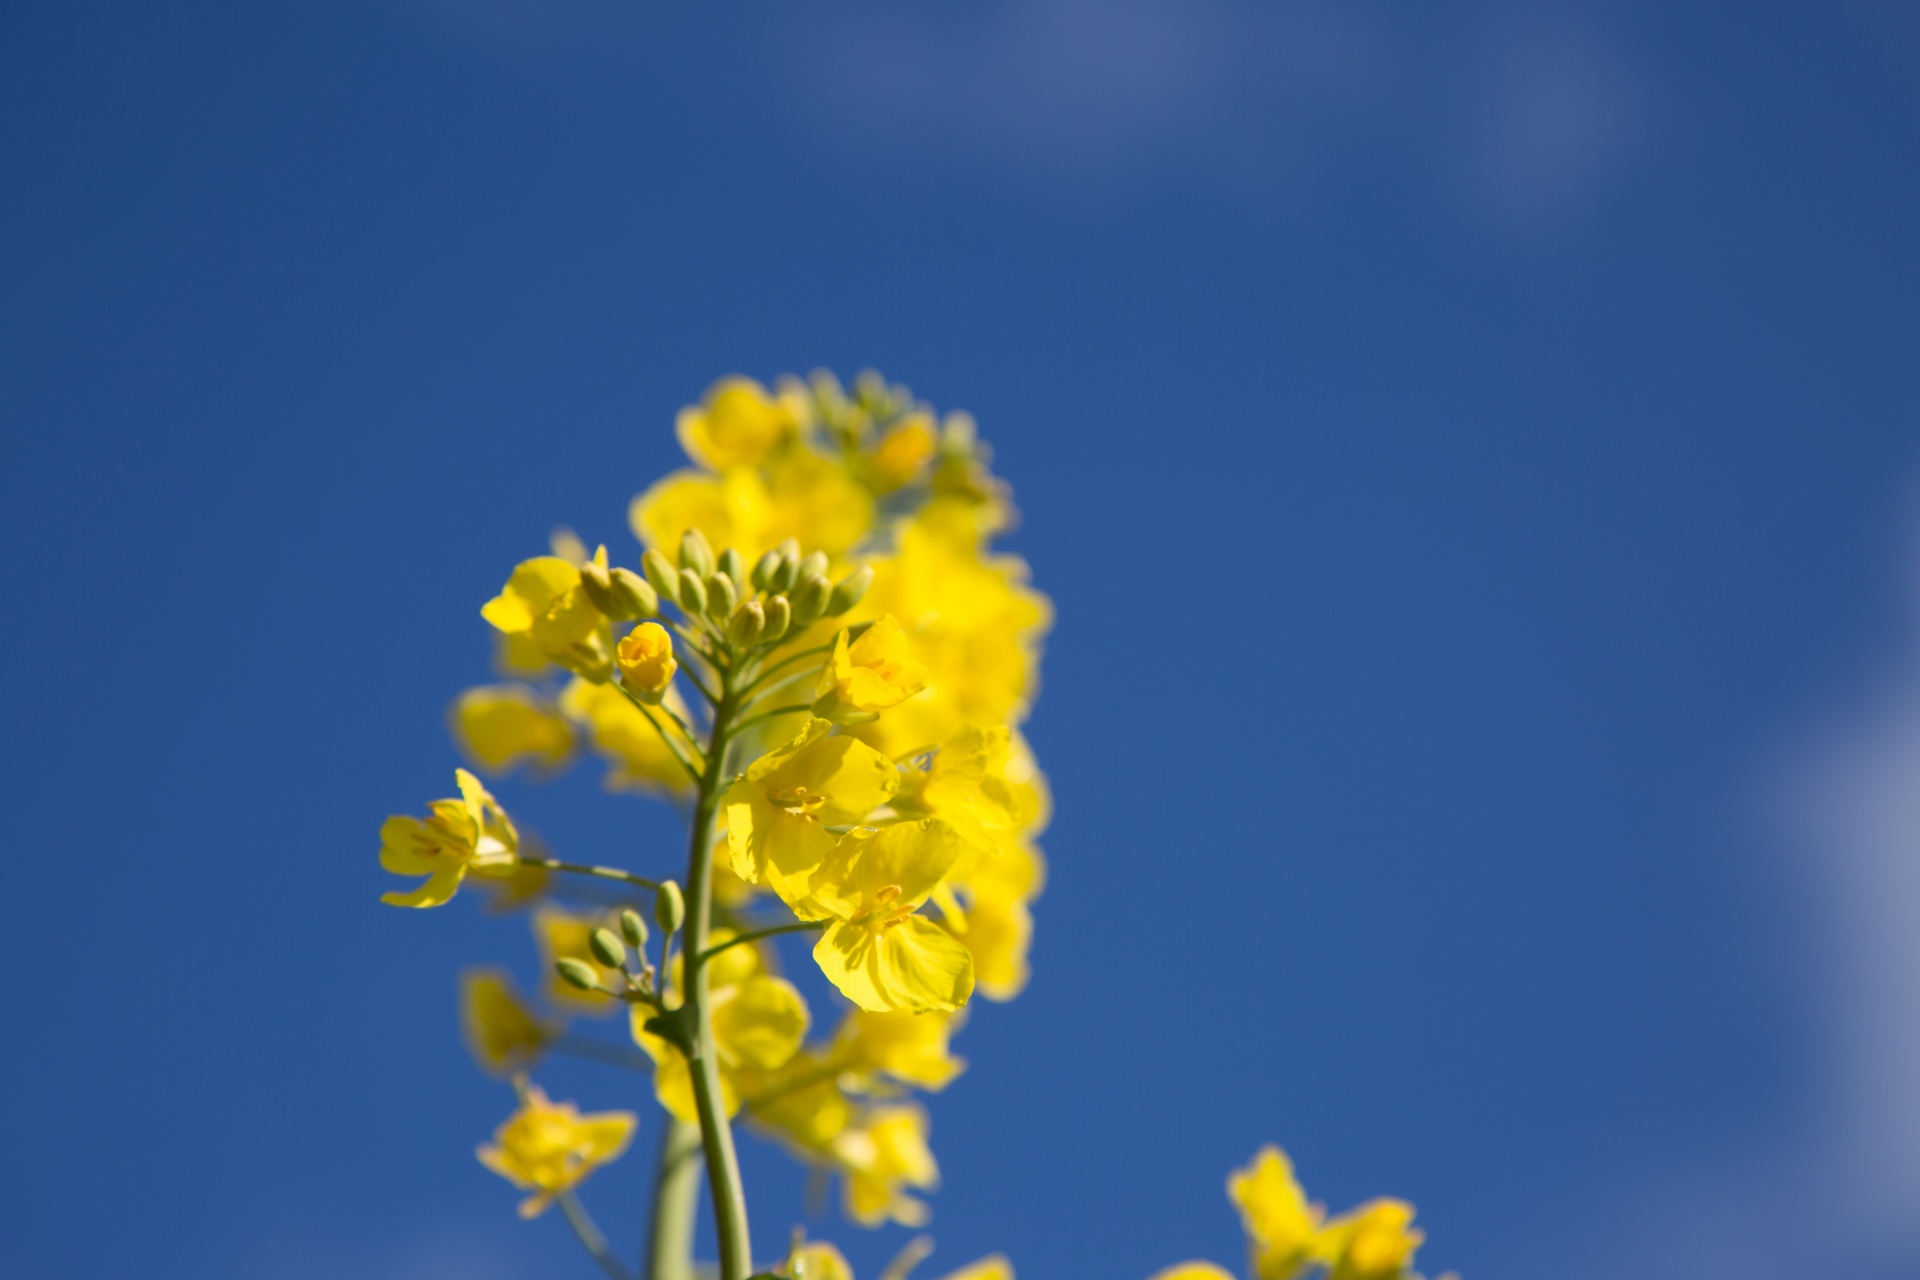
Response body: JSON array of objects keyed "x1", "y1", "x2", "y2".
[
  {"x1": 716, "y1": 547, "x2": 746, "y2": 589},
  {"x1": 799, "y1": 550, "x2": 830, "y2": 581},
  {"x1": 679, "y1": 529, "x2": 715, "y2": 578},
  {"x1": 556, "y1": 958, "x2": 602, "y2": 993},
  {"x1": 619, "y1": 908, "x2": 650, "y2": 949},
  {"x1": 642, "y1": 548, "x2": 680, "y2": 600},
  {"x1": 677, "y1": 569, "x2": 708, "y2": 616},
  {"x1": 789, "y1": 574, "x2": 831, "y2": 627},
  {"x1": 770, "y1": 538, "x2": 802, "y2": 593},
  {"x1": 654, "y1": 880, "x2": 686, "y2": 935},
  {"x1": 706, "y1": 571, "x2": 738, "y2": 620},
  {"x1": 826, "y1": 564, "x2": 874, "y2": 616},
  {"x1": 751, "y1": 549, "x2": 782, "y2": 592},
  {"x1": 728, "y1": 599, "x2": 766, "y2": 646},
  {"x1": 762, "y1": 594, "x2": 792, "y2": 642},
  {"x1": 609, "y1": 567, "x2": 659, "y2": 619},
  {"x1": 616, "y1": 622, "x2": 677, "y2": 702},
  {"x1": 579, "y1": 559, "x2": 619, "y2": 616},
  {"x1": 589, "y1": 927, "x2": 627, "y2": 969}
]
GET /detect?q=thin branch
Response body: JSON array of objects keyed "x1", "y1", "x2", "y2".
[
  {"x1": 614, "y1": 684, "x2": 706, "y2": 785},
  {"x1": 519, "y1": 858, "x2": 660, "y2": 891},
  {"x1": 739, "y1": 643, "x2": 834, "y2": 697},
  {"x1": 557, "y1": 1190, "x2": 635, "y2": 1280},
  {"x1": 551, "y1": 1033, "x2": 652, "y2": 1072},
  {"x1": 698, "y1": 920, "x2": 826, "y2": 968}
]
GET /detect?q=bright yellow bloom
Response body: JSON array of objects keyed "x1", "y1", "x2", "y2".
[
  {"x1": 812, "y1": 614, "x2": 930, "y2": 722},
  {"x1": 475, "y1": 1086, "x2": 635, "y2": 1219},
  {"x1": 559, "y1": 678, "x2": 693, "y2": 796},
  {"x1": 1318, "y1": 1199, "x2": 1424, "y2": 1280},
  {"x1": 831, "y1": 1007, "x2": 967, "y2": 1090},
  {"x1": 1145, "y1": 1267, "x2": 1236, "y2": 1280},
  {"x1": 379, "y1": 769, "x2": 519, "y2": 908},
  {"x1": 1229, "y1": 1145, "x2": 1325, "y2": 1280},
  {"x1": 935, "y1": 1259, "x2": 1014, "y2": 1280},
  {"x1": 533, "y1": 907, "x2": 624, "y2": 1013},
  {"x1": 896, "y1": 724, "x2": 1047, "y2": 875},
  {"x1": 630, "y1": 451, "x2": 873, "y2": 564},
  {"x1": 676, "y1": 376, "x2": 799, "y2": 471},
  {"x1": 460, "y1": 969, "x2": 554, "y2": 1075},
  {"x1": 947, "y1": 886, "x2": 1032, "y2": 1003},
  {"x1": 738, "y1": 1049, "x2": 854, "y2": 1156},
  {"x1": 480, "y1": 555, "x2": 613, "y2": 682},
  {"x1": 632, "y1": 931, "x2": 810, "y2": 1122},
  {"x1": 806, "y1": 819, "x2": 974, "y2": 1014},
  {"x1": 834, "y1": 1103, "x2": 939, "y2": 1227},
  {"x1": 616, "y1": 622, "x2": 677, "y2": 702},
  {"x1": 787, "y1": 1240, "x2": 853, "y2": 1280},
  {"x1": 723, "y1": 718, "x2": 898, "y2": 905},
  {"x1": 866, "y1": 413, "x2": 938, "y2": 493},
  {"x1": 450, "y1": 684, "x2": 575, "y2": 775}
]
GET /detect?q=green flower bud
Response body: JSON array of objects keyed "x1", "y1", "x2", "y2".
[
  {"x1": 826, "y1": 564, "x2": 874, "y2": 616},
  {"x1": 679, "y1": 529, "x2": 715, "y2": 577},
  {"x1": 716, "y1": 547, "x2": 747, "y2": 590},
  {"x1": 770, "y1": 537, "x2": 802, "y2": 592},
  {"x1": 654, "y1": 880, "x2": 686, "y2": 935},
  {"x1": 619, "y1": 908, "x2": 650, "y2": 949},
  {"x1": 799, "y1": 550, "x2": 830, "y2": 581},
  {"x1": 706, "y1": 571, "x2": 739, "y2": 620},
  {"x1": 728, "y1": 599, "x2": 766, "y2": 646},
  {"x1": 789, "y1": 574, "x2": 831, "y2": 628},
  {"x1": 609, "y1": 567, "x2": 659, "y2": 619},
  {"x1": 677, "y1": 568, "x2": 708, "y2": 616},
  {"x1": 762, "y1": 594, "x2": 792, "y2": 643},
  {"x1": 589, "y1": 927, "x2": 626, "y2": 969},
  {"x1": 751, "y1": 549, "x2": 782, "y2": 592},
  {"x1": 642, "y1": 548, "x2": 680, "y2": 600},
  {"x1": 556, "y1": 958, "x2": 602, "y2": 993},
  {"x1": 578, "y1": 559, "x2": 620, "y2": 616}
]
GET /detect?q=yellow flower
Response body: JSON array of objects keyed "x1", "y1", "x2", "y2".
[
  {"x1": 834, "y1": 1103, "x2": 939, "y2": 1227},
  {"x1": 460, "y1": 969, "x2": 554, "y2": 1075},
  {"x1": 866, "y1": 413, "x2": 938, "y2": 493},
  {"x1": 723, "y1": 718, "x2": 899, "y2": 905},
  {"x1": 476, "y1": 1085, "x2": 635, "y2": 1219},
  {"x1": 480, "y1": 555, "x2": 613, "y2": 682},
  {"x1": 806, "y1": 819, "x2": 974, "y2": 1014},
  {"x1": 533, "y1": 907, "x2": 624, "y2": 1013},
  {"x1": 946, "y1": 886, "x2": 1032, "y2": 1003},
  {"x1": 676, "y1": 376, "x2": 798, "y2": 471},
  {"x1": 936, "y1": 1259, "x2": 1014, "y2": 1280},
  {"x1": 1318, "y1": 1199, "x2": 1424, "y2": 1280},
  {"x1": 787, "y1": 1241, "x2": 854, "y2": 1280},
  {"x1": 738, "y1": 1049, "x2": 854, "y2": 1156},
  {"x1": 616, "y1": 622, "x2": 677, "y2": 703},
  {"x1": 831, "y1": 1007, "x2": 967, "y2": 1091},
  {"x1": 630, "y1": 451, "x2": 873, "y2": 564},
  {"x1": 632, "y1": 931, "x2": 810, "y2": 1122},
  {"x1": 378, "y1": 769, "x2": 519, "y2": 908},
  {"x1": 450, "y1": 684, "x2": 575, "y2": 775},
  {"x1": 1145, "y1": 1267, "x2": 1236, "y2": 1280},
  {"x1": 896, "y1": 725, "x2": 1047, "y2": 876},
  {"x1": 1229, "y1": 1145, "x2": 1324, "y2": 1280},
  {"x1": 812, "y1": 614, "x2": 930, "y2": 722},
  {"x1": 559, "y1": 678, "x2": 694, "y2": 796}
]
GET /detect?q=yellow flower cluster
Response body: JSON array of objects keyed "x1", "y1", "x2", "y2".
[{"x1": 1149, "y1": 1146, "x2": 1446, "y2": 1280}]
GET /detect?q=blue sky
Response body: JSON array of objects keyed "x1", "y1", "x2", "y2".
[{"x1": 4, "y1": 3, "x2": 1920, "y2": 1279}]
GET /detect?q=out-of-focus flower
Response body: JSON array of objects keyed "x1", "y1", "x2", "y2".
[
  {"x1": 533, "y1": 907, "x2": 624, "y2": 1013},
  {"x1": 450, "y1": 684, "x2": 575, "y2": 775},
  {"x1": 1229, "y1": 1145, "x2": 1325, "y2": 1280},
  {"x1": 559, "y1": 678, "x2": 693, "y2": 796},
  {"x1": 475, "y1": 1085, "x2": 635, "y2": 1218},
  {"x1": 831, "y1": 1007, "x2": 967, "y2": 1091},
  {"x1": 480, "y1": 555, "x2": 615, "y2": 682},
  {"x1": 460, "y1": 969, "x2": 555, "y2": 1074},
  {"x1": 1317, "y1": 1199, "x2": 1425, "y2": 1280},
  {"x1": 812, "y1": 614, "x2": 929, "y2": 723},
  {"x1": 378, "y1": 769, "x2": 519, "y2": 908},
  {"x1": 786, "y1": 1240, "x2": 853, "y2": 1280},
  {"x1": 834, "y1": 1103, "x2": 939, "y2": 1227},
  {"x1": 676, "y1": 376, "x2": 799, "y2": 471},
  {"x1": 865, "y1": 414, "x2": 939, "y2": 493},
  {"x1": 632, "y1": 931, "x2": 810, "y2": 1121}
]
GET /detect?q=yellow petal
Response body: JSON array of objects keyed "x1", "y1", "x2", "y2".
[
  {"x1": 716, "y1": 974, "x2": 810, "y2": 1071},
  {"x1": 1145, "y1": 1267, "x2": 1236, "y2": 1280}
]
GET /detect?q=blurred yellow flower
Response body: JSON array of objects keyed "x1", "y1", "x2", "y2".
[
  {"x1": 946, "y1": 887, "x2": 1032, "y2": 1003},
  {"x1": 450, "y1": 684, "x2": 575, "y2": 775},
  {"x1": 676, "y1": 376, "x2": 798, "y2": 471},
  {"x1": 834, "y1": 1103, "x2": 939, "y2": 1227},
  {"x1": 739, "y1": 1049, "x2": 854, "y2": 1156},
  {"x1": 476, "y1": 1085, "x2": 635, "y2": 1219},
  {"x1": 1229, "y1": 1145, "x2": 1324, "y2": 1280},
  {"x1": 1145, "y1": 1267, "x2": 1236, "y2": 1280},
  {"x1": 806, "y1": 819, "x2": 974, "y2": 1014},
  {"x1": 460, "y1": 968, "x2": 554, "y2": 1075},
  {"x1": 559, "y1": 677, "x2": 693, "y2": 796},
  {"x1": 480, "y1": 554, "x2": 614, "y2": 682},
  {"x1": 723, "y1": 718, "x2": 898, "y2": 905},
  {"x1": 378, "y1": 769, "x2": 519, "y2": 908},
  {"x1": 831, "y1": 1007, "x2": 967, "y2": 1091},
  {"x1": 813, "y1": 614, "x2": 930, "y2": 722},
  {"x1": 937, "y1": 1259, "x2": 1015, "y2": 1280},
  {"x1": 866, "y1": 414, "x2": 938, "y2": 493},
  {"x1": 630, "y1": 451, "x2": 873, "y2": 565},
  {"x1": 533, "y1": 907, "x2": 624, "y2": 1013},
  {"x1": 787, "y1": 1240, "x2": 853, "y2": 1280},
  {"x1": 616, "y1": 622, "x2": 677, "y2": 703},
  {"x1": 1319, "y1": 1199, "x2": 1424, "y2": 1280}
]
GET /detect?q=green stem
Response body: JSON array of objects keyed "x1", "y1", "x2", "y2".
[
  {"x1": 700, "y1": 919, "x2": 825, "y2": 965},
  {"x1": 557, "y1": 1189, "x2": 633, "y2": 1280},
  {"x1": 615, "y1": 684, "x2": 706, "y2": 783},
  {"x1": 644, "y1": 1117, "x2": 704, "y2": 1280},
  {"x1": 684, "y1": 673, "x2": 755, "y2": 1280},
  {"x1": 518, "y1": 858, "x2": 659, "y2": 891}
]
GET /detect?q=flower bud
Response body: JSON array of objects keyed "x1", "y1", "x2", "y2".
[
  {"x1": 762, "y1": 594, "x2": 792, "y2": 642},
  {"x1": 642, "y1": 548, "x2": 680, "y2": 600},
  {"x1": 677, "y1": 568, "x2": 708, "y2": 616},
  {"x1": 678, "y1": 529, "x2": 715, "y2": 578},
  {"x1": 751, "y1": 549, "x2": 782, "y2": 592},
  {"x1": 799, "y1": 550, "x2": 830, "y2": 581},
  {"x1": 589, "y1": 927, "x2": 626, "y2": 969},
  {"x1": 770, "y1": 538, "x2": 802, "y2": 593},
  {"x1": 728, "y1": 599, "x2": 766, "y2": 646},
  {"x1": 705, "y1": 571, "x2": 738, "y2": 620},
  {"x1": 617, "y1": 622, "x2": 677, "y2": 703},
  {"x1": 789, "y1": 574, "x2": 831, "y2": 628},
  {"x1": 619, "y1": 908, "x2": 650, "y2": 949},
  {"x1": 826, "y1": 564, "x2": 874, "y2": 616},
  {"x1": 556, "y1": 958, "x2": 602, "y2": 993},
  {"x1": 654, "y1": 880, "x2": 686, "y2": 935},
  {"x1": 609, "y1": 567, "x2": 659, "y2": 619},
  {"x1": 716, "y1": 547, "x2": 746, "y2": 590},
  {"x1": 578, "y1": 558, "x2": 620, "y2": 616}
]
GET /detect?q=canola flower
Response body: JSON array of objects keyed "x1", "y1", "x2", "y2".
[{"x1": 374, "y1": 370, "x2": 1451, "y2": 1280}]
